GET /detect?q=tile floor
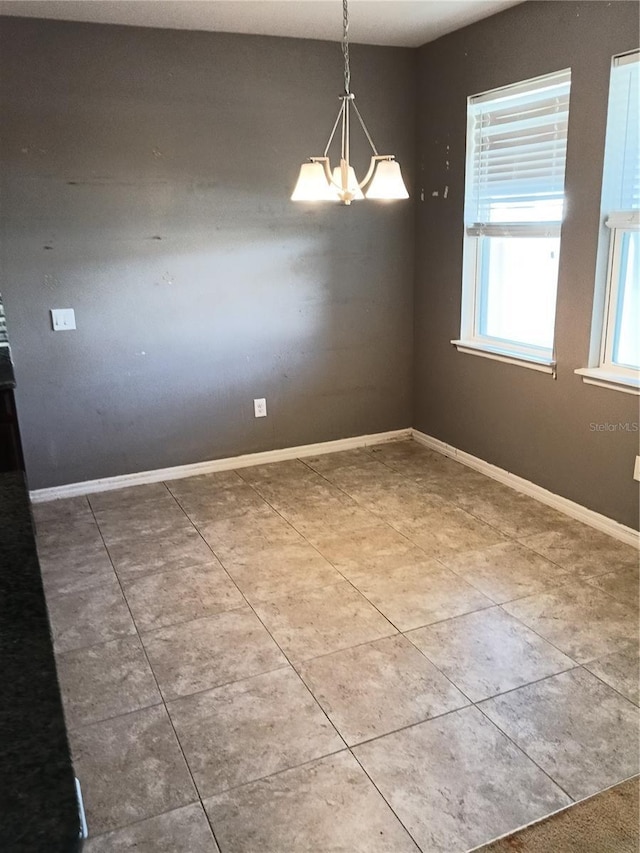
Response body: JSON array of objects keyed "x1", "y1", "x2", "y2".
[{"x1": 33, "y1": 439, "x2": 640, "y2": 853}]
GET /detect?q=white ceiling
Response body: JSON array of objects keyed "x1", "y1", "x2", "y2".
[{"x1": 0, "y1": 0, "x2": 523, "y2": 48}]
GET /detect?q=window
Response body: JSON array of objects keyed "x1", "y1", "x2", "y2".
[
  {"x1": 576, "y1": 51, "x2": 639, "y2": 395},
  {"x1": 453, "y1": 69, "x2": 571, "y2": 373}
]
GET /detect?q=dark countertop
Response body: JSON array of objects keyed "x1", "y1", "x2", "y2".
[
  {"x1": 0, "y1": 346, "x2": 16, "y2": 390},
  {"x1": 0, "y1": 472, "x2": 84, "y2": 852}
]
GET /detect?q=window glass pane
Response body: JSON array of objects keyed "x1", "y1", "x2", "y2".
[
  {"x1": 478, "y1": 236, "x2": 560, "y2": 349},
  {"x1": 612, "y1": 230, "x2": 639, "y2": 369}
]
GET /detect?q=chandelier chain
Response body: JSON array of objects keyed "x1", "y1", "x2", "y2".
[{"x1": 342, "y1": 0, "x2": 350, "y2": 94}]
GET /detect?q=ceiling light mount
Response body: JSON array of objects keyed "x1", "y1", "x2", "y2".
[{"x1": 291, "y1": 0, "x2": 409, "y2": 205}]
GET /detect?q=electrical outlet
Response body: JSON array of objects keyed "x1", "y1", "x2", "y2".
[
  {"x1": 254, "y1": 398, "x2": 267, "y2": 418},
  {"x1": 634, "y1": 456, "x2": 640, "y2": 482},
  {"x1": 51, "y1": 308, "x2": 76, "y2": 331}
]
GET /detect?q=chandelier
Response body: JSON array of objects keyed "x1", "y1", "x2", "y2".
[{"x1": 291, "y1": 0, "x2": 409, "y2": 205}]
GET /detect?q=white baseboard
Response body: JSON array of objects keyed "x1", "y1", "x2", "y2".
[
  {"x1": 29, "y1": 428, "x2": 412, "y2": 503},
  {"x1": 412, "y1": 429, "x2": 639, "y2": 548},
  {"x1": 29, "y1": 425, "x2": 638, "y2": 549}
]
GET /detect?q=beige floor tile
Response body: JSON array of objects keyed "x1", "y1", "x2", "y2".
[
  {"x1": 587, "y1": 566, "x2": 640, "y2": 612},
  {"x1": 31, "y1": 495, "x2": 92, "y2": 528},
  {"x1": 461, "y1": 490, "x2": 572, "y2": 539},
  {"x1": 369, "y1": 439, "x2": 431, "y2": 463},
  {"x1": 352, "y1": 483, "x2": 446, "y2": 522},
  {"x1": 298, "y1": 634, "x2": 468, "y2": 745},
  {"x1": 253, "y1": 581, "x2": 396, "y2": 663},
  {"x1": 175, "y1": 486, "x2": 269, "y2": 526},
  {"x1": 166, "y1": 470, "x2": 246, "y2": 500},
  {"x1": 324, "y1": 462, "x2": 407, "y2": 495},
  {"x1": 84, "y1": 803, "x2": 219, "y2": 853},
  {"x1": 480, "y1": 668, "x2": 640, "y2": 800},
  {"x1": 122, "y1": 563, "x2": 244, "y2": 631},
  {"x1": 450, "y1": 478, "x2": 516, "y2": 508},
  {"x1": 584, "y1": 641, "x2": 640, "y2": 705},
  {"x1": 442, "y1": 541, "x2": 571, "y2": 603},
  {"x1": 70, "y1": 705, "x2": 196, "y2": 835},
  {"x1": 107, "y1": 525, "x2": 217, "y2": 580},
  {"x1": 35, "y1": 517, "x2": 104, "y2": 552},
  {"x1": 168, "y1": 667, "x2": 343, "y2": 797},
  {"x1": 141, "y1": 606, "x2": 287, "y2": 699},
  {"x1": 393, "y1": 461, "x2": 488, "y2": 497},
  {"x1": 95, "y1": 502, "x2": 190, "y2": 546},
  {"x1": 237, "y1": 459, "x2": 318, "y2": 485},
  {"x1": 37, "y1": 449, "x2": 639, "y2": 853},
  {"x1": 219, "y1": 541, "x2": 342, "y2": 603},
  {"x1": 39, "y1": 538, "x2": 116, "y2": 597},
  {"x1": 303, "y1": 447, "x2": 377, "y2": 474},
  {"x1": 250, "y1": 476, "x2": 339, "y2": 507},
  {"x1": 275, "y1": 494, "x2": 374, "y2": 539},
  {"x1": 199, "y1": 508, "x2": 303, "y2": 561},
  {"x1": 392, "y1": 503, "x2": 505, "y2": 557},
  {"x1": 520, "y1": 523, "x2": 639, "y2": 579},
  {"x1": 56, "y1": 636, "x2": 160, "y2": 729},
  {"x1": 47, "y1": 578, "x2": 136, "y2": 653},
  {"x1": 353, "y1": 560, "x2": 492, "y2": 631},
  {"x1": 407, "y1": 607, "x2": 576, "y2": 702},
  {"x1": 204, "y1": 751, "x2": 420, "y2": 853},
  {"x1": 252, "y1": 470, "x2": 361, "y2": 498},
  {"x1": 284, "y1": 503, "x2": 376, "y2": 540},
  {"x1": 308, "y1": 524, "x2": 426, "y2": 579},
  {"x1": 379, "y1": 451, "x2": 468, "y2": 482},
  {"x1": 502, "y1": 584, "x2": 638, "y2": 663},
  {"x1": 88, "y1": 482, "x2": 175, "y2": 513},
  {"x1": 353, "y1": 706, "x2": 569, "y2": 853}
]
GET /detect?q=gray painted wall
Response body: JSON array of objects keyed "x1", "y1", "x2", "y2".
[
  {"x1": 414, "y1": 1, "x2": 640, "y2": 529},
  {"x1": 0, "y1": 17, "x2": 415, "y2": 488},
  {"x1": 1, "y1": 6, "x2": 638, "y2": 531}
]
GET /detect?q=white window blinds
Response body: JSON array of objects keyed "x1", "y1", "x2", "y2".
[
  {"x1": 602, "y1": 51, "x2": 639, "y2": 224},
  {"x1": 465, "y1": 69, "x2": 571, "y2": 234}
]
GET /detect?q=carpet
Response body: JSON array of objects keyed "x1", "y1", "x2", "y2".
[{"x1": 475, "y1": 777, "x2": 639, "y2": 853}]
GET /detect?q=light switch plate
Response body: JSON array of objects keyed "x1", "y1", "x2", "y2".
[{"x1": 51, "y1": 308, "x2": 76, "y2": 331}]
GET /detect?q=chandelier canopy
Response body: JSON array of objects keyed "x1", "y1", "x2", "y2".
[{"x1": 291, "y1": 0, "x2": 409, "y2": 205}]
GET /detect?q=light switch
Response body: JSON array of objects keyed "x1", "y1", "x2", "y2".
[{"x1": 51, "y1": 308, "x2": 76, "y2": 331}]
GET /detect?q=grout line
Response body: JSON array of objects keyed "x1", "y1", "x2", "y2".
[
  {"x1": 132, "y1": 602, "x2": 252, "y2": 638},
  {"x1": 163, "y1": 476, "x2": 357, "y2": 751},
  {"x1": 82, "y1": 499, "x2": 225, "y2": 852},
  {"x1": 199, "y1": 745, "x2": 351, "y2": 801},
  {"x1": 52, "y1": 440, "x2": 638, "y2": 847},
  {"x1": 344, "y1": 702, "x2": 475, "y2": 750},
  {"x1": 199, "y1": 454, "x2": 586, "y2": 847},
  {"x1": 346, "y1": 745, "x2": 424, "y2": 851},
  {"x1": 72, "y1": 801, "x2": 216, "y2": 845},
  {"x1": 63, "y1": 695, "x2": 165, "y2": 733},
  {"x1": 491, "y1": 604, "x2": 591, "y2": 666},
  {"x1": 576, "y1": 663, "x2": 640, "y2": 708},
  {"x1": 158, "y1": 662, "x2": 292, "y2": 707},
  {"x1": 473, "y1": 702, "x2": 576, "y2": 803},
  {"x1": 470, "y1": 664, "x2": 581, "y2": 706}
]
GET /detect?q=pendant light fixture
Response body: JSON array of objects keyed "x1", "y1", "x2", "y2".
[{"x1": 291, "y1": 0, "x2": 409, "y2": 205}]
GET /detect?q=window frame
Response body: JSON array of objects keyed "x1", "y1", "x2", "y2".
[
  {"x1": 453, "y1": 69, "x2": 571, "y2": 375},
  {"x1": 576, "y1": 50, "x2": 640, "y2": 396}
]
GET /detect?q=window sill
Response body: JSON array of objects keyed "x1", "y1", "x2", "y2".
[
  {"x1": 451, "y1": 340, "x2": 556, "y2": 375},
  {"x1": 575, "y1": 367, "x2": 640, "y2": 396}
]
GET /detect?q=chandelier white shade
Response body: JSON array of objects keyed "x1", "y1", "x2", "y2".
[
  {"x1": 290, "y1": 162, "x2": 337, "y2": 202},
  {"x1": 291, "y1": 0, "x2": 409, "y2": 206},
  {"x1": 364, "y1": 159, "x2": 410, "y2": 199}
]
